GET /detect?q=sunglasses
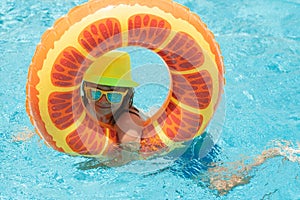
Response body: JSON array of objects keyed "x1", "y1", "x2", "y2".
[{"x1": 85, "y1": 86, "x2": 128, "y2": 104}]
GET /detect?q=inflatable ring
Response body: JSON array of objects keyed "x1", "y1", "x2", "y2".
[{"x1": 26, "y1": 0, "x2": 224, "y2": 159}]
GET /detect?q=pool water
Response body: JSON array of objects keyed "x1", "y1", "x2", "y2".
[{"x1": 1, "y1": 0, "x2": 299, "y2": 199}]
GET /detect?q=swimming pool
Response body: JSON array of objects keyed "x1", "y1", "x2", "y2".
[{"x1": 1, "y1": 0, "x2": 299, "y2": 199}]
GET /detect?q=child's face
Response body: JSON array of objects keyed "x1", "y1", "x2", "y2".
[{"x1": 84, "y1": 82, "x2": 127, "y2": 119}]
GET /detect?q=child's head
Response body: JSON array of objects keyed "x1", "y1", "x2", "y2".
[{"x1": 83, "y1": 50, "x2": 138, "y2": 123}]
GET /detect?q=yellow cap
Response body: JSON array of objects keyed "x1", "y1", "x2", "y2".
[{"x1": 83, "y1": 51, "x2": 139, "y2": 87}]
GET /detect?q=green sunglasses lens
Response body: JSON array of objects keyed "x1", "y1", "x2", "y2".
[
  {"x1": 107, "y1": 93, "x2": 123, "y2": 103},
  {"x1": 90, "y1": 89, "x2": 102, "y2": 100}
]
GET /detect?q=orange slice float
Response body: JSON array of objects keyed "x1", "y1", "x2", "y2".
[{"x1": 26, "y1": 0, "x2": 225, "y2": 160}]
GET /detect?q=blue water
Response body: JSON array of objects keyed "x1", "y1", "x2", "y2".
[{"x1": 1, "y1": 0, "x2": 299, "y2": 199}]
